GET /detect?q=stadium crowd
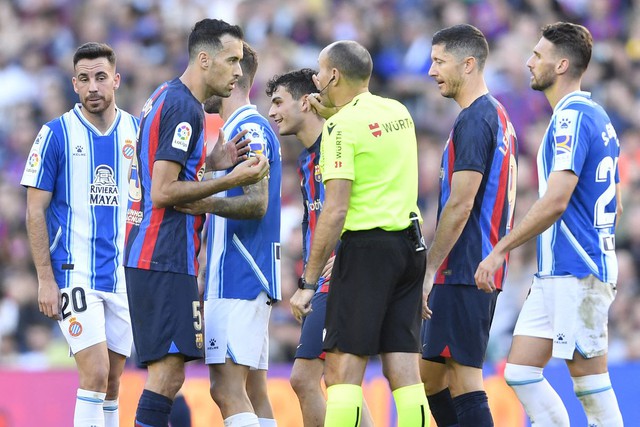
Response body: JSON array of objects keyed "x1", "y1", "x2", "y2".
[{"x1": 1, "y1": 0, "x2": 640, "y2": 370}]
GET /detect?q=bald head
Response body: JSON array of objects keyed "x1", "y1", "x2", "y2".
[{"x1": 323, "y1": 41, "x2": 372, "y2": 83}]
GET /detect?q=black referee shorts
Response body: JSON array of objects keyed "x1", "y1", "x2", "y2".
[{"x1": 323, "y1": 228, "x2": 426, "y2": 356}]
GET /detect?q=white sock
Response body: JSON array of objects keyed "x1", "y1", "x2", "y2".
[
  {"x1": 572, "y1": 373, "x2": 623, "y2": 426},
  {"x1": 103, "y1": 399, "x2": 118, "y2": 427},
  {"x1": 223, "y1": 412, "x2": 260, "y2": 427},
  {"x1": 504, "y1": 363, "x2": 569, "y2": 426},
  {"x1": 75, "y1": 388, "x2": 106, "y2": 427},
  {"x1": 257, "y1": 418, "x2": 277, "y2": 427}
]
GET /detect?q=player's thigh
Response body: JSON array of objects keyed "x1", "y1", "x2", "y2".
[
  {"x1": 422, "y1": 284, "x2": 498, "y2": 368},
  {"x1": 58, "y1": 286, "x2": 106, "y2": 355},
  {"x1": 126, "y1": 268, "x2": 202, "y2": 364},
  {"x1": 507, "y1": 335, "x2": 552, "y2": 367},
  {"x1": 204, "y1": 292, "x2": 271, "y2": 369},
  {"x1": 102, "y1": 291, "x2": 133, "y2": 357}
]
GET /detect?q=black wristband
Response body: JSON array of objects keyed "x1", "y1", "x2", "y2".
[{"x1": 298, "y1": 276, "x2": 318, "y2": 291}]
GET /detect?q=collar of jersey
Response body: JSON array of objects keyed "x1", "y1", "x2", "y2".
[
  {"x1": 73, "y1": 103, "x2": 122, "y2": 136},
  {"x1": 554, "y1": 90, "x2": 591, "y2": 113}
]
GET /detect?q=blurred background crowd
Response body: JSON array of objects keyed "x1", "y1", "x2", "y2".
[{"x1": 2, "y1": 0, "x2": 640, "y2": 370}]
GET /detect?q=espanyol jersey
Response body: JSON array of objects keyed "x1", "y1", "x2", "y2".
[
  {"x1": 297, "y1": 136, "x2": 331, "y2": 293},
  {"x1": 435, "y1": 94, "x2": 518, "y2": 290},
  {"x1": 124, "y1": 78, "x2": 206, "y2": 276},
  {"x1": 536, "y1": 91, "x2": 619, "y2": 283},
  {"x1": 205, "y1": 105, "x2": 282, "y2": 301},
  {"x1": 21, "y1": 104, "x2": 139, "y2": 292}
]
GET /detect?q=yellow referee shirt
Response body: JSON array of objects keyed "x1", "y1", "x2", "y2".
[{"x1": 320, "y1": 92, "x2": 421, "y2": 233}]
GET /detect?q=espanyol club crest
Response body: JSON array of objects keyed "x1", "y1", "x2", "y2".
[
  {"x1": 122, "y1": 140, "x2": 135, "y2": 159},
  {"x1": 69, "y1": 317, "x2": 83, "y2": 337}
]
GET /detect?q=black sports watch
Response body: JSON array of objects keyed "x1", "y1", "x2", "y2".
[{"x1": 298, "y1": 276, "x2": 318, "y2": 291}]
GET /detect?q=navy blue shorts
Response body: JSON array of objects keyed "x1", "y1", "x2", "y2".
[
  {"x1": 421, "y1": 284, "x2": 499, "y2": 368},
  {"x1": 295, "y1": 291, "x2": 328, "y2": 360},
  {"x1": 125, "y1": 267, "x2": 204, "y2": 365}
]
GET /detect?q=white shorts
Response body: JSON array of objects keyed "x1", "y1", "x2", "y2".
[
  {"x1": 58, "y1": 287, "x2": 132, "y2": 357},
  {"x1": 513, "y1": 275, "x2": 616, "y2": 359},
  {"x1": 204, "y1": 292, "x2": 271, "y2": 370}
]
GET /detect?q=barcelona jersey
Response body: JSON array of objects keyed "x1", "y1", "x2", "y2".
[
  {"x1": 124, "y1": 78, "x2": 206, "y2": 276},
  {"x1": 435, "y1": 94, "x2": 518, "y2": 290}
]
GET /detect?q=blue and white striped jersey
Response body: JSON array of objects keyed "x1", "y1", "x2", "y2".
[
  {"x1": 536, "y1": 91, "x2": 619, "y2": 283},
  {"x1": 205, "y1": 105, "x2": 282, "y2": 301},
  {"x1": 21, "y1": 104, "x2": 139, "y2": 292}
]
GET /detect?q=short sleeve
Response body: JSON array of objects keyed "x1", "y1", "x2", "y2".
[
  {"x1": 552, "y1": 108, "x2": 588, "y2": 176},
  {"x1": 452, "y1": 116, "x2": 492, "y2": 174},
  {"x1": 21, "y1": 124, "x2": 59, "y2": 191},
  {"x1": 320, "y1": 119, "x2": 355, "y2": 182},
  {"x1": 154, "y1": 100, "x2": 203, "y2": 166}
]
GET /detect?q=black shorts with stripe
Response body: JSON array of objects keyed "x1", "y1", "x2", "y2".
[
  {"x1": 125, "y1": 267, "x2": 204, "y2": 365},
  {"x1": 295, "y1": 291, "x2": 328, "y2": 360},
  {"x1": 421, "y1": 284, "x2": 499, "y2": 368},
  {"x1": 323, "y1": 228, "x2": 426, "y2": 356}
]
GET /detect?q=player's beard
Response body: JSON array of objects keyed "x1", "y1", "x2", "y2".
[
  {"x1": 440, "y1": 74, "x2": 464, "y2": 99},
  {"x1": 530, "y1": 68, "x2": 556, "y2": 92},
  {"x1": 82, "y1": 95, "x2": 110, "y2": 114},
  {"x1": 204, "y1": 95, "x2": 222, "y2": 114}
]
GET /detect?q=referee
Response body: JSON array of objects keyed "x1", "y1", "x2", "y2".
[{"x1": 291, "y1": 40, "x2": 429, "y2": 427}]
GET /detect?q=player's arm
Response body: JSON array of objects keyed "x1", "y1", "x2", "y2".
[
  {"x1": 150, "y1": 155, "x2": 269, "y2": 209},
  {"x1": 475, "y1": 170, "x2": 578, "y2": 291},
  {"x1": 175, "y1": 178, "x2": 268, "y2": 219},
  {"x1": 25, "y1": 187, "x2": 61, "y2": 320},
  {"x1": 615, "y1": 183, "x2": 623, "y2": 221},
  {"x1": 421, "y1": 170, "x2": 481, "y2": 318},
  {"x1": 425, "y1": 170, "x2": 482, "y2": 278},
  {"x1": 290, "y1": 178, "x2": 351, "y2": 321}
]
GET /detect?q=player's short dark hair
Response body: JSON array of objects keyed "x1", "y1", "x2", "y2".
[
  {"x1": 541, "y1": 22, "x2": 592, "y2": 78},
  {"x1": 432, "y1": 24, "x2": 489, "y2": 70},
  {"x1": 238, "y1": 42, "x2": 258, "y2": 89},
  {"x1": 73, "y1": 42, "x2": 116, "y2": 68},
  {"x1": 325, "y1": 41, "x2": 372, "y2": 82},
  {"x1": 265, "y1": 68, "x2": 318, "y2": 99},
  {"x1": 188, "y1": 18, "x2": 244, "y2": 61}
]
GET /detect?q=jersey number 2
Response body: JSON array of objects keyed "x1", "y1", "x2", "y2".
[
  {"x1": 594, "y1": 156, "x2": 617, "y2": 228},
  {"x1": 61, "y1": 287, "x2": 88, "y2": 320}
]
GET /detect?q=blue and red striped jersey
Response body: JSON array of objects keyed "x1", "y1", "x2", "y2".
[
  {"x1": 124, "y1": 78, "x2": 206, "y2": 276},
  {"x1": 297, "y1": 135, "x2": 332, "y2": 293},
  {"x1": 435, "y1": 94, "x2": 518, "y2": 290}
]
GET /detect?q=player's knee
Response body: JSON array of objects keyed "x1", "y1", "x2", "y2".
[
  {"x1": 78, "y1": 364, "x2": 110, "y2": 392},
  {"x1": 503, "y1": 363, "x2": 543, "y2": 388},
  {"x1": 290, "y1": 369, "x2": 315, "y2": 396}
]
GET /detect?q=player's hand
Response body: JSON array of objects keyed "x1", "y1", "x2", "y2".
[
  {"x1": 422, "y1": 274, "x2": 434, "y2": 320},
  {"x1": 321, "y1": 255, "x2": 335, "y2": 281},
  {"x1": 207, "y1": 129, "x2": 251, "y2": 171},
  {"x1": 290, "y1": 289, "x2": 315, "y2": 323},
  {"x1": 175, "y1": 196, "x2": 214, "y2": 215},
  {"x1": 38, "y1": 278, "x2": 61, "y2": 320},
  {"x1": 305, "y1": 93, "x2": 339, "y2": 119},
  {"x1": 475, "y1": 251, "x2": 503, "y2": 293},
  {"x1": 228, "y1": 154, "x2": 270, "y2": 187}
]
